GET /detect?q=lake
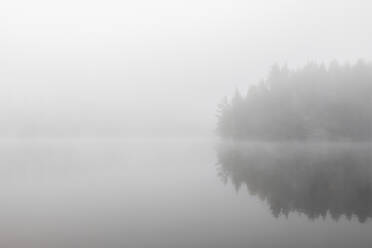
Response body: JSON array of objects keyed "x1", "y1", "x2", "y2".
[{"x1": 0, "y1": 139, "x2": 371, "y2": 248}]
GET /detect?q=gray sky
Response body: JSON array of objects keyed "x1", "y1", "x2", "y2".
[{"x1": 1, "y1": 0, "x2": 371, "y2": 137}]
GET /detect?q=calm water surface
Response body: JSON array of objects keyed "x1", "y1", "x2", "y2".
[{"x1": 0, "y1": 139, "x2": 371, "y2": 248}]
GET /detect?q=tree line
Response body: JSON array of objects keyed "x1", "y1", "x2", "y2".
[{"x1": 217, "y1": 60, "x2": 372, "y2": 141}]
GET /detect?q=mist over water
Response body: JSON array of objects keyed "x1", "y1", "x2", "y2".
[
  {"x1": 1, "y1": 0, "x2": 372, "y2": 247},
  {"x1": 0, "y1": 139, "x2": 372, "y2": 248}
]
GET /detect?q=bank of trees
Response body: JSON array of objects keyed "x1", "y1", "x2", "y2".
[{"x1": 217, "y1": 61, "x2": 372, "y2": 141}]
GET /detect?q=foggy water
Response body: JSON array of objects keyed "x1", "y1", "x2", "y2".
[{"x1": 1, "y1": 139, "x2": 372, "y2": 248}]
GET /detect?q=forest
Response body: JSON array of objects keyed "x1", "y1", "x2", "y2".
[{"x1": 217, "y1": 61, "x2": 372, "y2": 141}]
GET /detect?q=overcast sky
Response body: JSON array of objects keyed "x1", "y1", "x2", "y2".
[{"x1": 1, "y1": 0, "x2": 371, "y2": 136}]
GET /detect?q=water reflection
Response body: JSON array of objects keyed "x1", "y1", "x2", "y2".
[{"x1": 217, "y1": 142, "x2": 372, "y2": 222}]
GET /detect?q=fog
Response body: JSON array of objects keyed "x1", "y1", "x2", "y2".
[
  {"x1": 2, "y1": 139, "x2": 372, "y2": 248},
  {"x1": 1, "y1": 1, "x2": 372, "y2": 248},
  {"x1": 2, "y1": 0, "x2": 372, "y2": 137}
]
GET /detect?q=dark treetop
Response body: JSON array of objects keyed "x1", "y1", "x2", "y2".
[{"x1": 217, "y1": 61, "x2": 372, "y2": 141}]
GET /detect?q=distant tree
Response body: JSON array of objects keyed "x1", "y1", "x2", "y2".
[{"x1": 217, "y1": 61, "x2": 372, "y2": 141}]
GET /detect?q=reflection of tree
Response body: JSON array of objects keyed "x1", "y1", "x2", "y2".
[{"x1": 216, "y1": 143, "x2": 372, "y2": 222}]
